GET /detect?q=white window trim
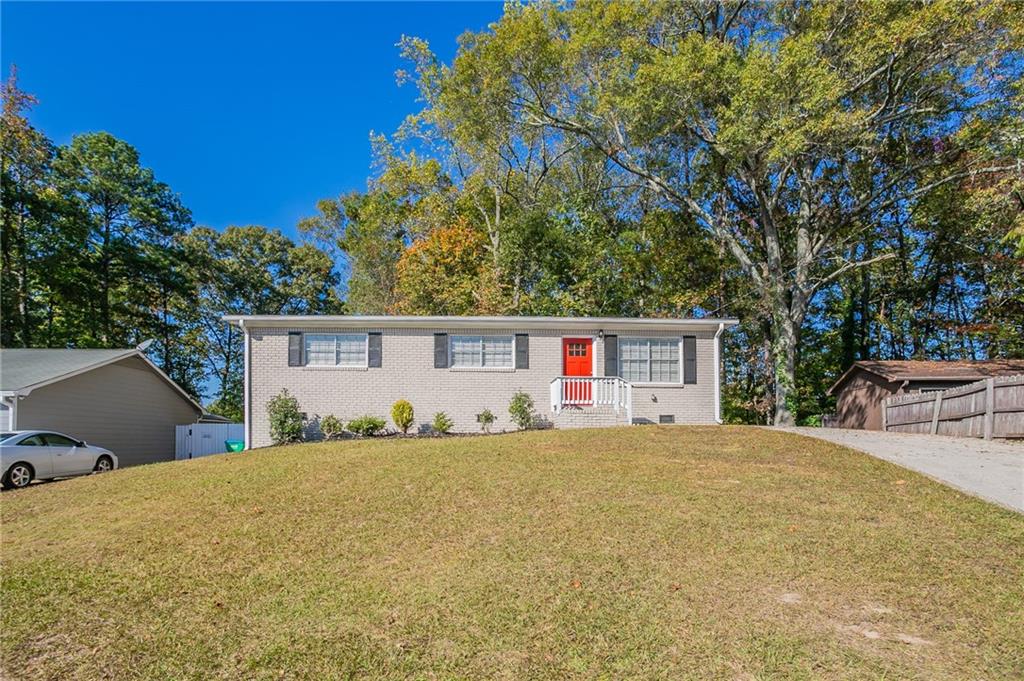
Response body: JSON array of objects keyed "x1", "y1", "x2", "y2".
[
  {"x1": 618, "y1": 336, "x2": 683, "y2": 385},
  {"x1": 304, "y1": 333, "x2": 369, "y2": 368},
  {"x1": 449, "y1": 334, "x2": 516, "y2": 371}
]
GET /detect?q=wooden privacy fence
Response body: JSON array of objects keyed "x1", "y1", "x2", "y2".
[{"x1": 883, "y1": 374, "x2": 1024, "y2": 439}]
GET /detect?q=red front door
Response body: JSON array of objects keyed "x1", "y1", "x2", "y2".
[{"x1": 563, "y1": 338, "x2": 593, "y2": 404}]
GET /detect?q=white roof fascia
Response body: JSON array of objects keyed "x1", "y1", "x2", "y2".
[{"x1": 222, "y1": 315, "x2": 739, "y2": 332}]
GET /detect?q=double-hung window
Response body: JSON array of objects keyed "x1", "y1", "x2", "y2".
[
  {"x1": 304, "y1": 333, "x2": 367, "y2": 367},
  {"x1": 619, "y1": 338, "x2": 679, "y2": 383},
  {"x1": 450, "y1": 335, "x2": 514, "y2": 368}
]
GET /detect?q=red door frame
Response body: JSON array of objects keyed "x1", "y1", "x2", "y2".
[{"x1": 562, "y1": 338, "x2": 594, "y2": 404}]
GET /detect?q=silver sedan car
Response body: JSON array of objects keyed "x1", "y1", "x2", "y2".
[{"x1": 1, "y1": 431, "x2": 118, "y2": 490}]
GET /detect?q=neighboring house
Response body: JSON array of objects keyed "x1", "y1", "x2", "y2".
[
  {"x1": 0, "y1": 347, "x2": 204, "y2": 466},
  {"x1": 826, "y1": 359, "x2": 1024, "y2": 431},
  {"x1": 224, "y1": 315, "x2": 737, "y2": 448}
]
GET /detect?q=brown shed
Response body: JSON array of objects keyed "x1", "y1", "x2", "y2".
[{"x1": 827, "y1": 360, "x2": 1024, "y2": 430}]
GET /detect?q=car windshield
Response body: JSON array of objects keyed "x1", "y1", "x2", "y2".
[{"x1": 0, "y1": 432, "x2": 19, "y2": 442}]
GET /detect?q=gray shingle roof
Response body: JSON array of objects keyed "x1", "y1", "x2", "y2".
[{"x1": 0, "y1": 348, "x2": 138, "y2": 391}]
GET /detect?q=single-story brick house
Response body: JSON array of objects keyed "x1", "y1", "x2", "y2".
[
  {"x1": 826, "y1": 359, "x2": 1024, "y2": 431},
  {"x1": 223, "y1": 315, "x2": 737, "y2": 448},
  {"x1": 0, "y1": 346, "x2": 204, "y2": 466}
]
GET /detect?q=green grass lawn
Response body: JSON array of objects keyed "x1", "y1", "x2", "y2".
[{"x1": 2, "y1": 427, "x2": 1022, "y2": 679}]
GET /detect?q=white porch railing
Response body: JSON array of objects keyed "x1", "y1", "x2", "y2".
[{"x1": 550, "y1": 376, "x2": 633, "y2": 423}]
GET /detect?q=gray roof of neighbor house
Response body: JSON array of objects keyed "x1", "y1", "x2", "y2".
[
  {"x1": 0, "y1": 348, "x2": 139, "y2": 391},
  {"x1": 0, "y1": 347, "x2": 203, "y2": 413}
]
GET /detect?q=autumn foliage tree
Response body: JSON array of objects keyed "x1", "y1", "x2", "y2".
[{"x1": 393, "y1": 218, "x2": 504, "y2": 315}]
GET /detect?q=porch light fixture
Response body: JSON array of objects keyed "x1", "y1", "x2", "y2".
[{"x1": 597, "y1": 330, "x2": 604, "y2": 340}]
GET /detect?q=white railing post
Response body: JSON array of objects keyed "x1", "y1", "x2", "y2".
[{"x1": 625, "y1": 382, "x2": 632, "y2": 424}]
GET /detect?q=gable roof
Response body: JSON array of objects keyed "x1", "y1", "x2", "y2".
[
  {"x1": 0, "y1": 347, "x2": 203, "y2": 414},
  {"x1": 828, "y1": 359, "x2": 1024, "y2": 395},
  {"x1": 222, "y1": 314, "x2": 738, "y2": 332}
]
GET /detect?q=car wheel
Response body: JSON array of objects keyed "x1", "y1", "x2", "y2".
[
  {"x1": 4, "y1": 463, "x2": 34, "y2": 490},
  {"x1": 94, "y1": 456, "x2": 114, "y2": 473}
]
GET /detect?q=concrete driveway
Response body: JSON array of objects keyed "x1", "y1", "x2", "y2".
[{"x1": 784, "y1": 427, "x2": 1024, "y2": 513}]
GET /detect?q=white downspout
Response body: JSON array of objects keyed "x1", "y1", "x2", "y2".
[
  {"x1": 241, "y1": 320, "x2": 251, "y2": 450},
  {"x1": 713, "y1": 322, "x2": 725, "y2": 424}
]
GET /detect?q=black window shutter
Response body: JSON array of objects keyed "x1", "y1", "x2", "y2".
[
  {"x1": 288, "y1": 332, "x2": 303, "y2": 366},
  {"x1": 368, "y1": 332, "x2": 382, "y2": 368},
  {"x1": 434, "y1": 333, "x2": 448, "y2": 368},
  {"x1": 515, "y1": 334, "x2": 529, "y2": 369},
  {"x1": 604, "y1": 335, "x2": 618, "y2": 377},
  {"x1": 683, "y1": 336, "x2": 697, "y2": 384}
]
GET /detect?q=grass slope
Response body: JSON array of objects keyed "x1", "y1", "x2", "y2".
[{"x1": 2, "y1": 427, "x2": 1022, "y2": 679}]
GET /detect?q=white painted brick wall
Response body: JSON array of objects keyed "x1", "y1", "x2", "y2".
[{"x1": 247, "y1": 326, "x2": 718, "y2": 447}]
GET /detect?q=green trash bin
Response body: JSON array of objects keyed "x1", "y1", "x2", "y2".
[{"x1": 225, "y1": 440, "x2": 245, "y2": 452}]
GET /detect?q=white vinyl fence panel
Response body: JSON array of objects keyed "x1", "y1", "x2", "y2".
[{"x1": 175, "y1": 423, "x2": 244, "y2": 460}]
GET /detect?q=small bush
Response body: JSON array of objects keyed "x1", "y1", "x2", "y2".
[
  {"x1": 320, "y1": 415, "x2": 344, "y2": 440},
  {"x1": 432, "y1": 411, "x2": 454, "y2": 435},
  {"x1": 391, "y1": 399, "x2": 414, "y2": 434},
  {"x1": 347, "y1": 416, "x2": 386, "y2": 437},
  {"x1": 267, "y1": 389, "x2": 304, "y2": 444},
  {"x1": 802, "y1": 414, "x2": 824, "y2": 428},
  {"x1": 476, "y1": 408, "x2": 495, "y2": 433},
  {"x1": 509, "y1": 391, "x2": 536, "y2": 430}
]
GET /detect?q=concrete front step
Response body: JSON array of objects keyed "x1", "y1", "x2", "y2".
[{"x1": 551, "y1": 405, "x2": 631, "y2": 429}]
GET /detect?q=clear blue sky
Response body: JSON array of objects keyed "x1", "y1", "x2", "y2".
[{"x1": 2, "y1": 1, "x2": 501, "y2": 237}]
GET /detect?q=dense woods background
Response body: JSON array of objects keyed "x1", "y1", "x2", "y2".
[{"x1": 3, "y1": 1, "x2": 1022, "y2": 425}]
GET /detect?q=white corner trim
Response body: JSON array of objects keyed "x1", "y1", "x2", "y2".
[
  {"x1": 2, "y1": 394, "x2": 18, "y2": 430},
  {"x1": 241, "y1": 320, "x2": 251, "y2": 451},
  {"x1": 713, "y1": 322, "x2": 725, "y2": 424}
]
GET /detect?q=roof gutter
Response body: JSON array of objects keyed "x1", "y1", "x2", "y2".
[
  {"x1": 239, "y1": 319, "x2": 252, "y2": 450},
  {"x1": 221, "y1": 314, "x2": 740, "y2": 332},
  {"x1": 713, "y1": 322, "x2": 725, "y2": 424}
]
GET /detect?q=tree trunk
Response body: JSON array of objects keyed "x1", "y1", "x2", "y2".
[
  {"x1": 13, "y1": 209, "x2": 31, "y2": 346},
  {"x1": 100, "y1": 208, "x2": 112, "y2": 344},
  {"x1": 771, "y1": 311, "x2": 799, "y2": 426},
  {"x1": 221, "y1": 324, "x2": 234, "y2": 399}
]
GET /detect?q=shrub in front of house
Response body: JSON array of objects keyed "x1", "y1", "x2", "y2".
[
  {"x1": 432, "y1": 411, "x2": 454, "y2": 435},
  {"x1": 509, "y1": 391, "x2": 536, "y2": 430},
  {"x1": 347, "y1": 416, "x2": 386, "y2": 437},
  {"x1": 391, "y1": 400, "x2": 414, "y2": 434},
  {"x1": 267, "y1": 389, "x2": 304, "y2": 444},
  {"x1": 476, "y1": 408, "x2": 495, "y2": 433},
  {"x1": 320, "y1": 415, "x2": 344, "y2": 440}
]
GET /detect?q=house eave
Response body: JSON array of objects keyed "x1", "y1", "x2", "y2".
[
  {"x1": 897, "y1": 375, "x2": 1000, "y2": 383},
  {"x1": 221, "y1": 315, "x2": 740, "y2": 332}
]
